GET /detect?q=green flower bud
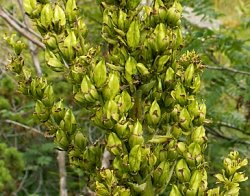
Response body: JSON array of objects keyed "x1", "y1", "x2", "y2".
[
  {"x1": 103, "y1": 72, "x2": 120, "y2": 100},
  {"x1": 188, "y1": 170, "x2": 203, "y2": 195},
  {"x1": 42, "y1": 84, "x2": 54, "y2": 107},
  {"x1": 129, "y1": 120, "x2": 144, "y2": 148},
  {"x1": 190, "y1": 75, "x2": 201, "y2": 93},
  {"x1": 100, "y1": 169, "x2": 118, "y2": 187},
  {"x1": 93, "y1": 60, "x2": 107, "y2": 88},
  {"x1": 177, "y1": 142, "x2": 187, "y2": 155},
  {"x1": 188, "y1": 100, "x2": 200, "y2": 119},
  {"x1": 55, "y1": 129, "x2": 69, "y2": 150},
  {"x1": 66, "y1": 0, "x2": 78, "y2": 23},
  {"x1": 53, "y1": 4, "x2": 66, "y2": 33},
  {"x1": 136, "y1": 63, "x2": 150, "y2": 75},
  {"x1": 60, "y1": 109, "x2": 76, "y2": 135},
  {"x1": 51, "y1": 100, "x2": 66, "y2": 124},
  {"x1": 129, "y1": 145, "x2": 142, "y2": 172},
  {"x1": 126, "y1": 0, "x2": 141, "y2": 10},
  {"x1": 118, "y1": 90, "x2": 133, "y2": 113},
  {"x1": 153, "y1": 161, "x2": 171, "y2": 187},
  {"x1": 60, "y1": 31, "x2": 77, "y2": 61},
  {"x1": 43, "y1": 33, "x2": 57, "y2": 50},
  {"x1": 40, "y1": 4, "x2": 53, "y2": 29},
  {"x1": 166, "y1": 2, "x2": 182, "y2": 26},
  {"x1": 114, "y1": 117, "x2": 130, "y2": 139},
  {"x1": 125, "y1": 56, "x2": 137, "y2": 84},
  {"x1": 207, "y1": 187, "x2": 220, "y2": 196},
  {"x1": 179, "y1": 107, "x2": 192, "y2": 131},
  {"x1": 147, "y1": 100, "x2": 161, "y2": 125},
  {"x1": 106, "y1": 100, "x2": 119, "y2": 121},
  {"x1": 154, "y1": 23, "x2": 169, "y2": 53},
  {"x1": 165, "y1": 67, "x2": 175, "y2": 83},
  {"x1": 96, "y1": 181, "x2": 110, "y2": 196},
  {"x1": 175, "y1": 159, "x2": 191, "y2": 182},
  {"x1": 118, "y1": 9, "x2": 127, "y2": 31},
  {"x1": 74, "y1": 130, "x2": 87, "y2": 150},
  {"x1": 157, "y1": 55, "x2": 170, "y2": 72},
  {"x1": 184, "y1": 64, "x2": 194, "y2": 86},
  {"x1": 191, "y1": 126, "x2": 207, "y2": 145},
  {"x1": 35, "y1": 100, "x2": 50, "y2": 122},
  {"x1": 171, "y1": 83, "x2": 187, "y2": 105},
  {"x1": 46, "y1": 50, "x2": 64, "y2": 72},
  {"x1": 169, "y1": 185, "x2": 182, "y2": 196},
  {"x1": 107, "y1": 132, "x2": 123, "y2": 156},
  {"x1": 126, "y1": 20, "x2": 140, "y2": 49},
  {"x1": 7, "y1": 56, "x2": 24, "y2": 74},
  {"x1": 23, "y1": 0, "x2": 37, "y2": 15}
]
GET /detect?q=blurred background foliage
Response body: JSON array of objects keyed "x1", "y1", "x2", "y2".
[{"x1": 0, "y1": 0, "x2": 249, "y2": 195}]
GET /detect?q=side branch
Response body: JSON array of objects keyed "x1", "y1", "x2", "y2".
[
  {"x1": 0, "y1": 7, "x2": 45, "y2": 49},
  {"x1": 205, "y1": 65, "x2": 250, "y2": 76}
]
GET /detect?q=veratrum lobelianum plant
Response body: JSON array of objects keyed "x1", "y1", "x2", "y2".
[{"x1": 5, "y1": 0, "x2": 248, "y2": 195}]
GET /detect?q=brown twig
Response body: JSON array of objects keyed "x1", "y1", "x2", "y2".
[
  {"x1": 16, "y1": 0, "x2": 42, "y2": 77},
  {"x1": 205, "y1": 65, "x2": 250, "y2": 76},
  {"x1": 0, "y1": 6, "x2": 45, "y2": 49}
]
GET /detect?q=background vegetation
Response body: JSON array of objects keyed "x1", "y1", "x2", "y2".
[{"x1": 0, "y1": 0, "x2": 249, "y2": 195}]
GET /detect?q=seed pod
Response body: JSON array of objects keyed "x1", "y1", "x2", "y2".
[
  {"x1": 126, "y1": 20, "x2": 140, "y2": 49},
  {"x1": 129, "y1": 145, "x2": 142, "y2": 172},
  {"x1": 103, "y1": 72, "x2": 120, "y2": 100},
  {"x1": 93, "y1": 60, "x2": 107, "y2": 88},
  {"x1": 154, "y1": 23, "x2": 169, "y2": 53},
  {"x1": 55, "y1": 129, "x2": 69, "y2": 150},
  {"x1": 175, "y1": 159, "x2": 191, "y2": 182},
  {"x1": 107, "y1": 132, "x2": 123, "y2": 156},
  {"x1": 147, "y1": 100, "x2": 161, "y2": 125},
  {"x1": 169, "y1": 185, "x2": 182, "y2": 196},
  {"x1": 40, "y1": 4, "x2": 53, "y2": 29}
]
